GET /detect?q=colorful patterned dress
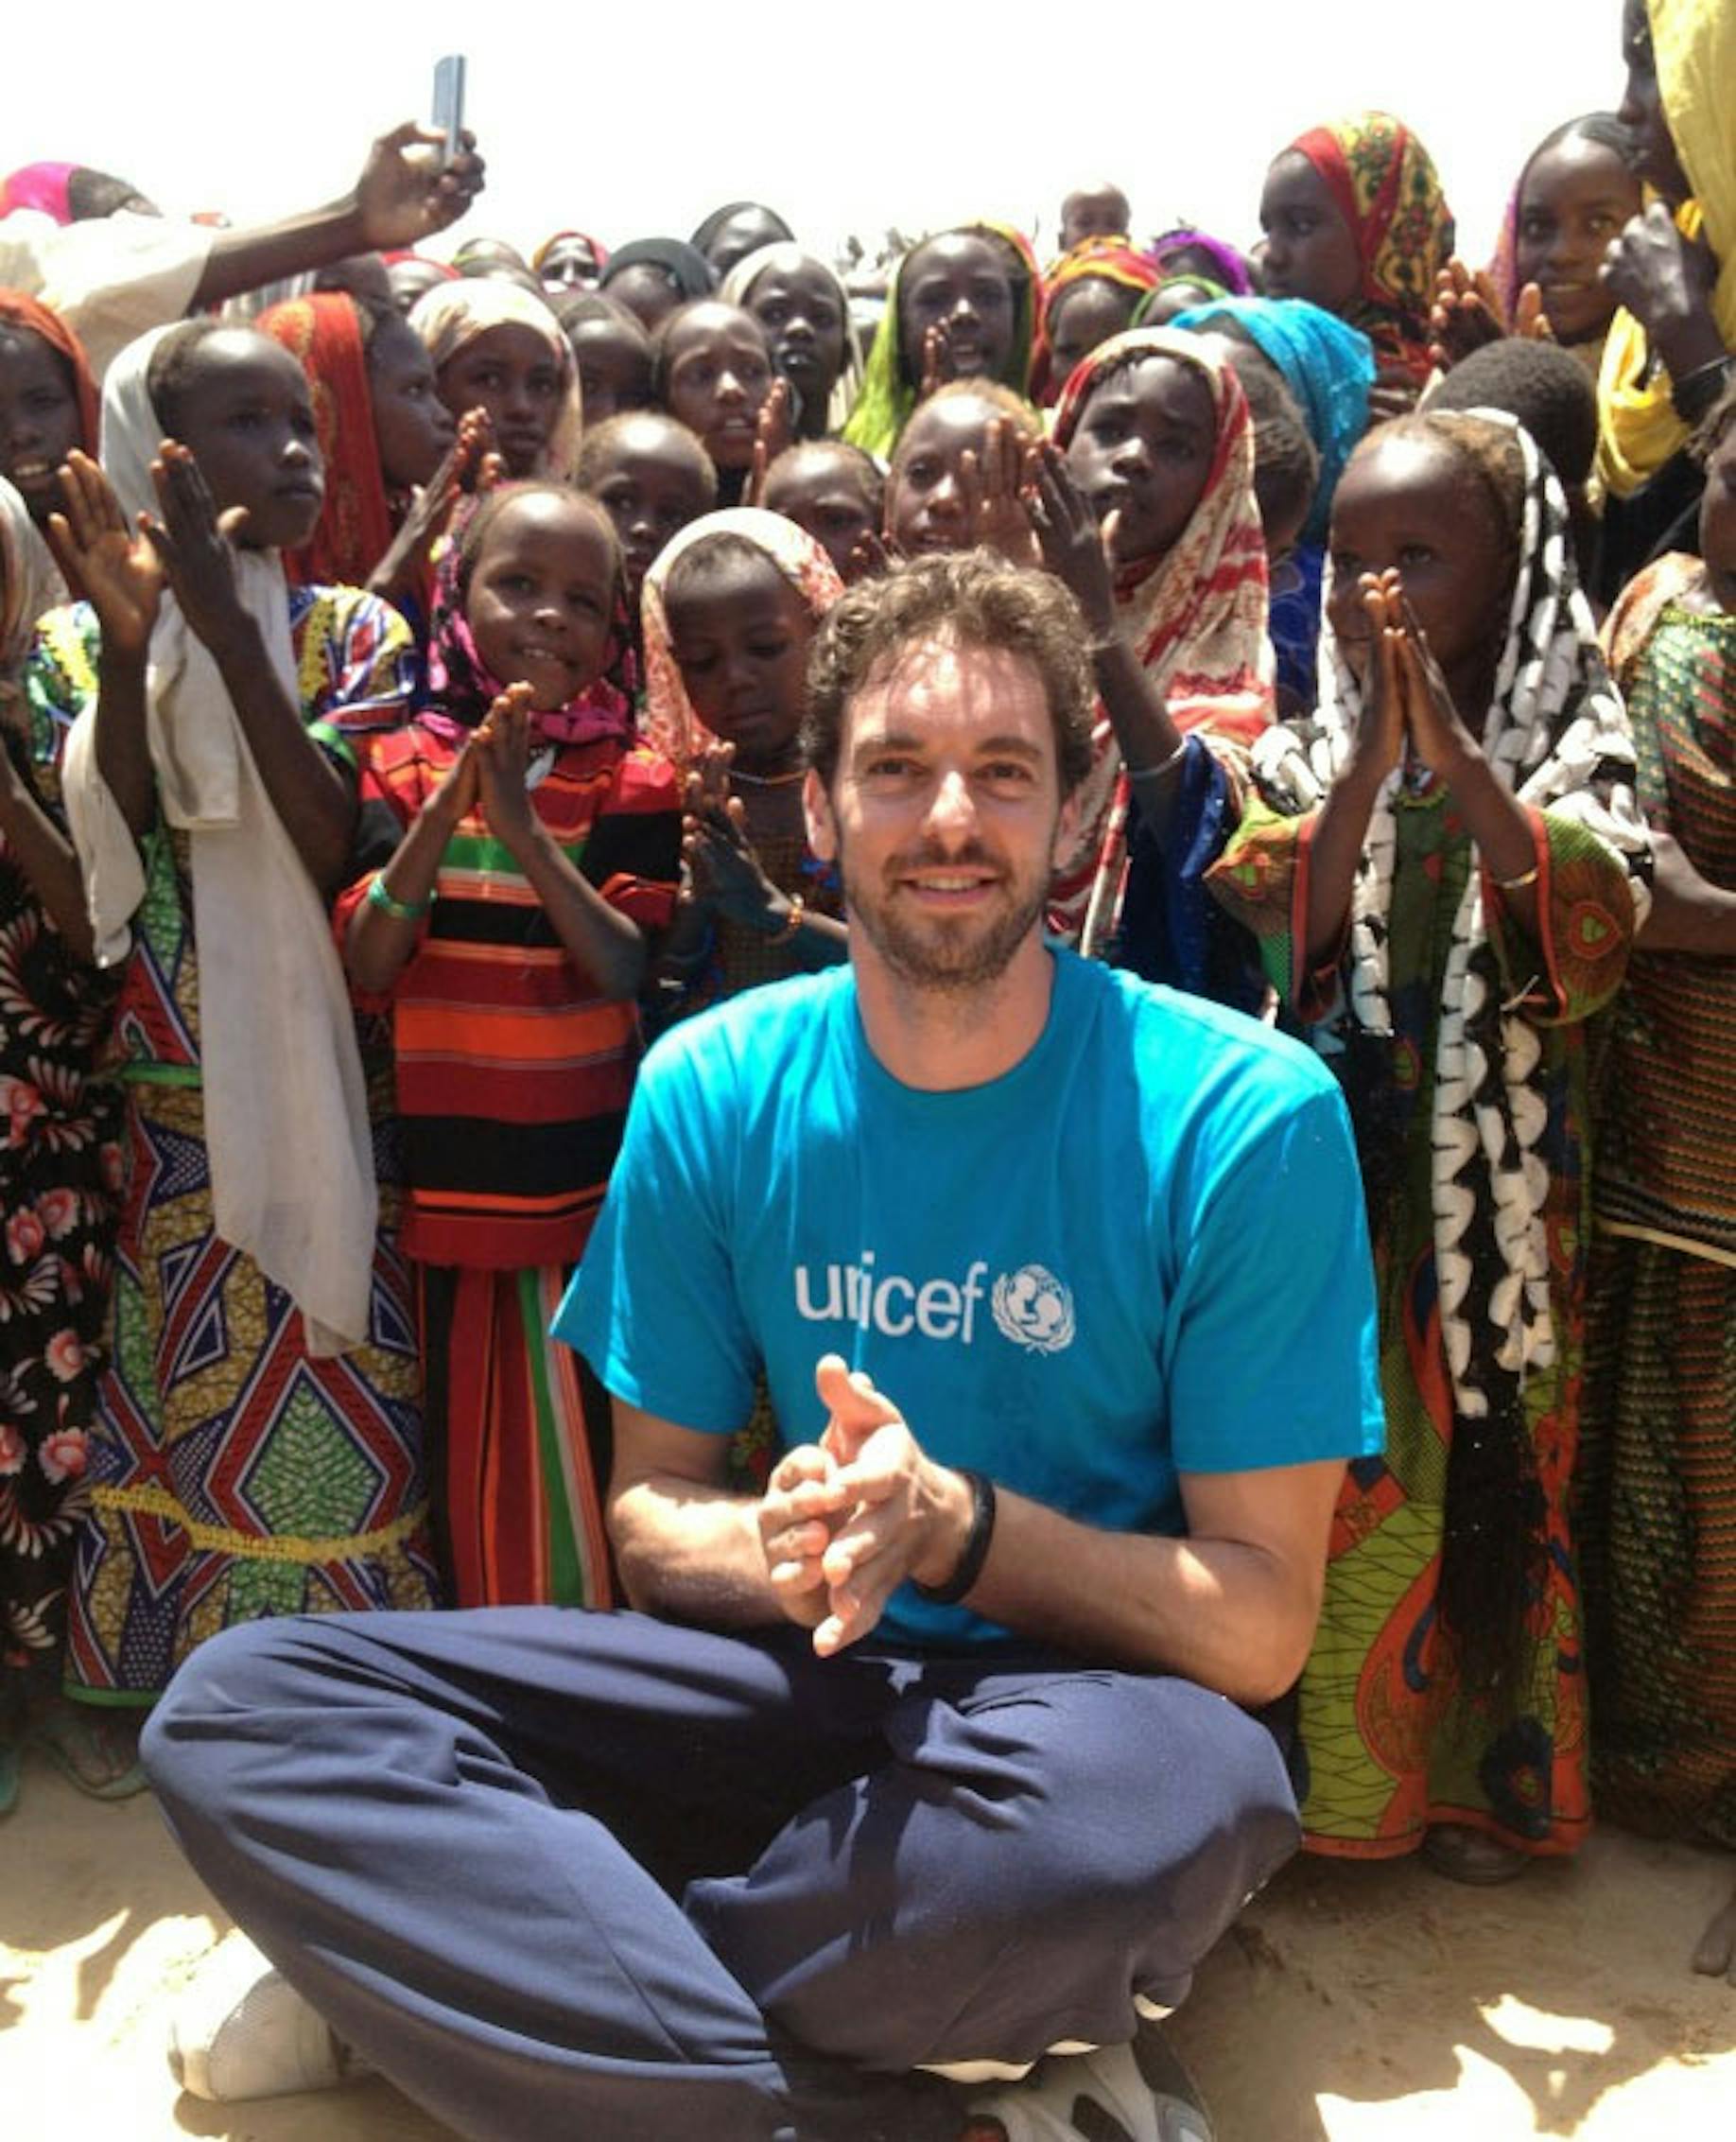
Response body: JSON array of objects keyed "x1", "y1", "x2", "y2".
[
  {"x1": 25, "y1": 588, "x2": 442, "y2": 1706},
  {"x1": 1207, "y1": 415, "x2": 1650, "y2": 1860},
  {"x1": 0, "y1": 705, "x2": 120, "y2": 1735},
  {"x1": 338, "y1": 712, "x2": 681, "y2": 1609},
  {"x1": 1212, "y1": 787, "x2": 1635, "y2": 1857},
  {"x1": 1580, "y1": 599, "x2": 1736, "y2": 1849}
]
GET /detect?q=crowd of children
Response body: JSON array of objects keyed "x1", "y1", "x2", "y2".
[{"x1": 1, "y1": 0, "x2": 1735, "y2": 2069}]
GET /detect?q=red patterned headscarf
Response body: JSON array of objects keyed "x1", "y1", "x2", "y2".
[
  {"x1": 0, "y1": 289, "x2": 99, "y2": 460},
  {"x1": 256, "y1": 292, "x2": 394, "y2": 590},
  {"x1": 1050, "y1": 327, "x2": 1274, "y2": 948},
  {"x1": 1286, "y1": 112, "x2": 1455, "y2": 385}
]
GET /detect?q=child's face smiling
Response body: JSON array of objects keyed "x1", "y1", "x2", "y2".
[
  {"x1": 898, "y1": 235, "x2": 1016, "y2": 385},
  {"x1": 0, "y1": 327, "x2": 83, "y2": 525},
  {"x1": 466, "y1": 493, "x2": 616, "y2": 712},
  {"x1": 665, "y1": 555, "x2": 813, "y2": 769},
  {"x1": 1063, "y1": 355, "x2": 1217, "y2": 566},
  {"x1": 1514, "y1": 135, "x2": 1640, "y2": 345}
]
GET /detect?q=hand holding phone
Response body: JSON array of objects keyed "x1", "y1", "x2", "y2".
[{"x1": 433, "y1": 55, "x2": 467, "y2": 171}]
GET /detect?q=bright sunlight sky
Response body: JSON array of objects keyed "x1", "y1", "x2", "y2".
[{"x1": 8, "y1": 3, "x2": 1622, "y2": 271}]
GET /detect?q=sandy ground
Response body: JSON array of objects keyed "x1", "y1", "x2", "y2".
[{"x1": 5, "y1": 1750, "x2": 1736, "y2": 2141}]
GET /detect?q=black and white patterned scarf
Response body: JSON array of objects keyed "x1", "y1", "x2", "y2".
[{"x1": 1250, "y1": 416, "x2": 1652, "y2": 1687}]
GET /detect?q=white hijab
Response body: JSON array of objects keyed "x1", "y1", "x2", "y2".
[{"x1": 60, "y1": 323, "x2": 377, "y2": 1354}]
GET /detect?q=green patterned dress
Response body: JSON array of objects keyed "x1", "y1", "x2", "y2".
[{"x1": 1210, "y1": 787, "x2": 1635, "y2": 1857}]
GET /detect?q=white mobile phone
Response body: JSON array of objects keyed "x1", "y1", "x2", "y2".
[{"x1": 432, "y1": 55, "x2": 467, "y2": 168}]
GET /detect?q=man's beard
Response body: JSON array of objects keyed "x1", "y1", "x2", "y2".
[{"x1": 836, "y1": 832, "x2": 1051, "y2": 996}]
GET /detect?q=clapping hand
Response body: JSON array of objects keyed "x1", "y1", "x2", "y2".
[{"x1": 46, "y1": 452, "x2": 165, "y2": 659}]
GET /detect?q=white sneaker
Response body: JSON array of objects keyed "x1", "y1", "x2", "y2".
[
  {"x1": 963, "y1": 2026, "x2": 1213, "y2": 2142},
  {"x1": 168, "y1": 1932, "x2": 370, "y2": 2103}
]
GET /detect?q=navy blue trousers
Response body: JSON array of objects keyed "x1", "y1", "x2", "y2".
[{"x1": 143, "y1": 1608, "x2": 1299, "y2": 2142}]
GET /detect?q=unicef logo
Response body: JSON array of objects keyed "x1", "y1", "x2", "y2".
[{"x1": 991, "y1": 1265, "x2": 1076, "y2": 1355}]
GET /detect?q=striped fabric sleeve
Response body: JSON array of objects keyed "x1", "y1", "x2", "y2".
[{"x1": 582, "y1": 744, "x2": 682, "y2": 931}]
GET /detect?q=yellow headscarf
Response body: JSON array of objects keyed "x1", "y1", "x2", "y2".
[{"x1": 1597, "y1": 0, "x2": 1736, "y2": 496}]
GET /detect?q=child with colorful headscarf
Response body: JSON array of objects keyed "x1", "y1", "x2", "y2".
[
  {"x1": 257, "y1": 290, "x2": 462, "y2": 609},
  {"x1": 1046, "y1": 327, "x2": 1274, "y2": 958},
  {"x1": 338, "y1": 484, "x2": 681, "y2": 1611},
  {"x1": 0, "y1": 291, "x2": 100, "y2": 542},
  {"x1": 1171, "y1": 295, "x2": 1376, "y2": 710},
  {"x1": 1259, "y1": 112, "x2": 1455, "y2": 399},
  {"x1": 842, "y1": 226, "x2": 1037, "y2": 461},
  {"x1": 33, "y1": 321, "x2": 438, "y2": 1791},
  {"x1": 640, "y1": 507, "x2": 847, "y2": 1014},
  {"x1": 1033, "y1": 240, "x2": 1163, "y2": 407},
  {"x1": 1208, "y1": 410, "x2": 1651, "y2": 1879}
]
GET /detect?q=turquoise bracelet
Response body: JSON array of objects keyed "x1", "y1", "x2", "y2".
[{"x1": 368, "y1": 872, "x2": 433, "y2": 923}]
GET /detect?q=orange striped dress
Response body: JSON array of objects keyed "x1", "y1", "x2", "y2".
[{"x1": 339, "y1": 719, "x2": 680, "y2": 1608}]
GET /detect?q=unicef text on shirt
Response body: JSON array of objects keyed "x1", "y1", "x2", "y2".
[{"x1": 792, "y1": 1255, "x2": 1076, "y2": 1354}]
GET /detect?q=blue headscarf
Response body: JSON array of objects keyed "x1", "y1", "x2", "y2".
[{"x1": 1169, "y1": 297, "x2": 1373, "y2": 546}]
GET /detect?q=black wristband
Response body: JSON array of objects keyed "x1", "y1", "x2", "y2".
[
  {"x1": 911, "y1": 1469, "x2": 997, "y2": 1606},
  {"x1": 1672, "y1": 354, "x2": 1734, "y2": 426}
]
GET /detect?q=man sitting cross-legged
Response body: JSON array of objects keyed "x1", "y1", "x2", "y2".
[{"x1": 143, "y1": 549, "x2": 1382, "y2": 2142}]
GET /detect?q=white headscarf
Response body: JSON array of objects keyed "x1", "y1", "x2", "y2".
[
  {"x1": 409, "y1": 279, "x2": 583, "y2": 479},
  {"x1": 59, "y1": 322, "x2": 377, "y2": 1353}
]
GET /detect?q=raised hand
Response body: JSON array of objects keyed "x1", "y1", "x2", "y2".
[
  {"x1": 681, "y1": 748, "x2": 790, "y2": 932},
  {"x1": 848, "y1": 527, "x2": 895, "y2": 583},
  {"x1": 140, "y1": 443, "x2": 254, "y2": 657},
  {"x1": 354, "y1": 121, "x2": 486, "y2": 249},
  {"x1": 1511, "y1": 282, "x2": 1554, "y2": 343},
  {"x1": 472, "y1": 682, "x2": 538, "y2": 849},
  {"x1": 1392, "y1": 591, "x2": 1478, "y2": 778},
  {"x1": 1600, "y1": 201, "x2": 1720, "y2": 357},
  {"x1": 1348, "y1": 572, "x2": 1408, "y2": 781},
  {"x1": 370, "y1": 408, "x2": 500, "y2": 601},
  {"x1": 959, "y1": 418, "x2": 1040, "y2": 566},
  {"x1": 46, "y1": 451, "x2": 165, "y2": 659},
  {"x1": 426, "y1": 731, "x2": 481, "y2": 831},
  {"x1": 743, "y1": 381, "x2": 794, "y2": 506},
  {"x1": 919, "y1": 320, "x2": 961, "y2": 400},
  {"x1": 1023, "y1": 440, "x2": 1115, "y2": 634},
  {"x1": 1428, "y1": 257, "x2": 1506, "y2": 373}
]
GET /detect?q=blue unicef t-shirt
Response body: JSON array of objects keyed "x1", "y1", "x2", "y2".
[{"x1": 556, "y1": 949, "x2": 1382, "y2": 1649}]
